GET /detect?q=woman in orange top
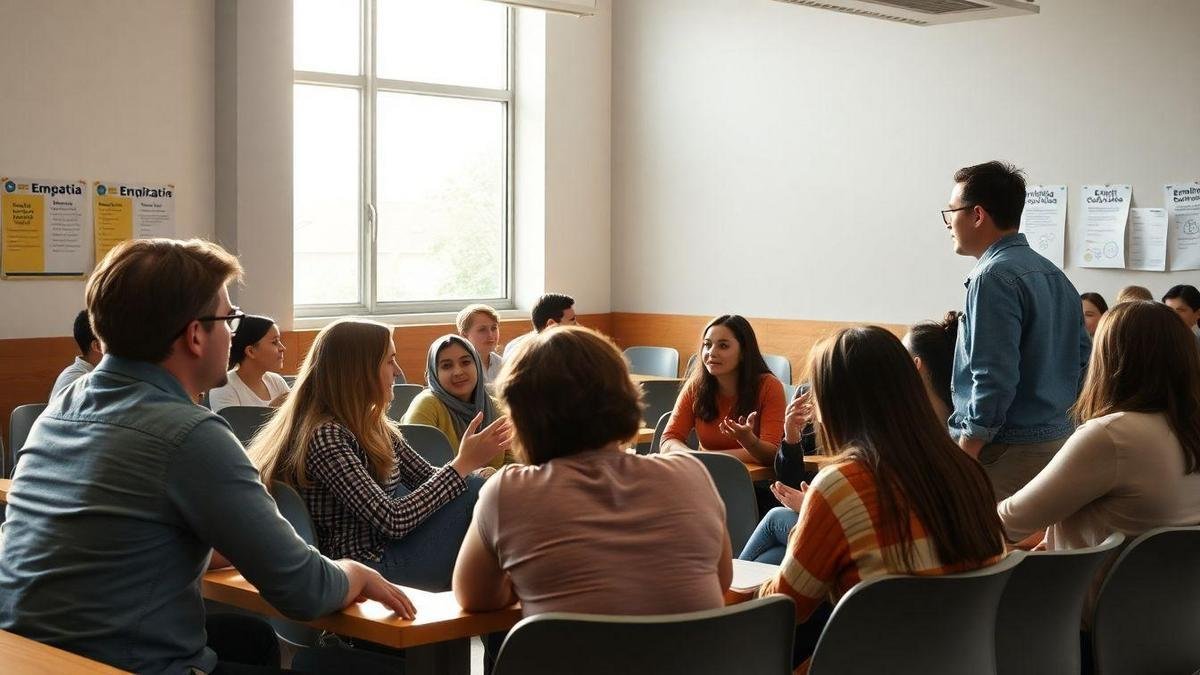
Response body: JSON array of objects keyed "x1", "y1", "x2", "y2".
[{"x1": 661, "y1": 315, "x2": 785, "y2": 465}]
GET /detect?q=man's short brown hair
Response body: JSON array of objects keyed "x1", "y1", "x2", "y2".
[
  {"x1": 495, "y1": 326, "x2": 643, "y2": 465},
  {"x1": 86, "y1": 238, "x2": 243, "y2": 363}
]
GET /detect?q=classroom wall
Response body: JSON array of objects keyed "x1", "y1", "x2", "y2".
[
  {"x1": 611, "y1": 0, "x2": 1200, "y2": 325},
  {"x1": 0, "y1": 0, "x2": 216, "y2": 338}
]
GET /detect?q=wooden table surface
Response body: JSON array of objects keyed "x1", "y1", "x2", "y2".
[
  {"x1": 202, "y1": 569, "x2": 521, "y2": 651},
  {"x1": 0, "y1": 629, "x2": 129, "y2": 674},
  {"x1": 629, "y1": 374, "x2": 683, "y2": 383}
]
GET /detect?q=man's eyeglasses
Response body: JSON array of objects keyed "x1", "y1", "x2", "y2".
[
  {"x1": 176, "y1": 310, "x2": 245, "y2": 337},
  {"x1": 941, "y1": 204, "x2": 975, "y2": 226}
]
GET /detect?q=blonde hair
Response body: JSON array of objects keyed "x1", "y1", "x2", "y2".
[
  {"x1": 1115, "y1": 285, "x2": 1153, "y2": 303},
  {"x1": 249, "y1": 319, "x2": 399, "y2": 488},
  {"x1": 455, "y1": 304, "x2": 499, "y2": 334}
]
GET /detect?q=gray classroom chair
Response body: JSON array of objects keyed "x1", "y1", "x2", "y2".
[
  {"x1": 687, "y1": 450, "x2": 758, "y2": 553},
  {"x1": 387, "y1": 384, "x2": 424, "y2": 421},
  {"x1": 623, "y1": 346, "x2": 680, "y2": 379},
  {"x1": 282, "y1": 375, "x2": 297, "y2": 387},
  {"x1": 639, "y1": 379, "x2": 682, "y2": 429},
  {"x1": 8, "y1": 403, "x2": 48, "y2": 477},
  {"x1": 1091, "y1": 525, "x2": 1200, "y2": 675},
  {"x1": 683, "y1": 353, "x2": 699, "y2": 379},
  {"x1": 493, "y1": 596, "x2": 795, "y2": 675},
  {"x1": 763, "y1": 354, "x2": 792, "y2": 385},
  {"x1": 399, "y1": 423, "x2": 456, "y2": 467},
  {"x1": 647, "y1": 412, "x2": 697, "y2": 455},
  {"x1": 808, "y1": 551, "x2": 1026, "y2": 675},
  {"x1": 995, "y1": 533, "x2": 1124, "y2": 675},
  {"x1": 268, "y1": 481, "x2": 322, "y2": 648},
  {"x1": 218, "y1": 406, "x2": 275, "y2": 445}
]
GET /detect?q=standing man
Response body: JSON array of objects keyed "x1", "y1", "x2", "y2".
[
  {"x1": 943, "y1": 161, "x2": 1090, "y2": 500},
  {"x1": 0, "y1": 239, "x2": 413, "y2": 673}
]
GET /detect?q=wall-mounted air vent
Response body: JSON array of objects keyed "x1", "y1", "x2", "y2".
[{"x1": 770, "y1": 0, "x2": 1038, "y2": 26}]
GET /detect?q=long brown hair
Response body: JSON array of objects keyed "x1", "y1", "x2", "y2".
[
  {"x1": 1074, "y1": 301, "x2": 1200, "y2": 473},
  {"x1": 808, "y1": 326, "x2": 1003, "y2": 571},
  {"x1": 249, "y1": 319, "x2": 400, "y2": 488},
  {"x1": 686, "y1": 315, "x2": 772, "y2": 422}
]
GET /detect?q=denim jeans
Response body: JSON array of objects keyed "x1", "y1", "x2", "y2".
[
  {"x1": 365, "y1": 475, "x2": 485, "y2": 590},
  {"x1": 738, "y1": 507, "x2": 798, "y2": 565}
]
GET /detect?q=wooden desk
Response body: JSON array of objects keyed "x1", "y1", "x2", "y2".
[
  {"x1": 0, "y1": 478, "x2": 10, "y2": 503},
  {"x1": 0, "y1": 629, "x2": 128, "y2": 674},
  {"x1": 203, "y1": 569, "x2": 520, "y2": 675},
  {"x1": 630, "y1": 374, "x2": 683, "y2": 384}
]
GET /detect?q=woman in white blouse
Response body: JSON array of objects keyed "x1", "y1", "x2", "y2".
[
  {"x1": 208, "y1": 314, "x2": 290, "y2": 412},
  {"x1": 999, "y1": 300, "x2": 1200, "y2": 549}
]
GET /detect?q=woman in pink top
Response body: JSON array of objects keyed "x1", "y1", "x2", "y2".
[
  {"x1": 999, "y1": 300, "x2": 1200, "y2": 549},
  {"x1": 454, "y1": 326, "x2": 732, "y2": 616},
  {"x1": 661, "y1": 315, "x2": 786, "y2": 465}
]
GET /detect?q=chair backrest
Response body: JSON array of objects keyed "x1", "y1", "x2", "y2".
[
  {"x1": 809, "y1": 551, "x2": 1026, "y2": 675},
  {"x1": 683, "y1": 353, "x2": 698, "y2": 379},
  {"x1": 282, "y1": 375, "x2": 297, "y2": 387},
  {"x1": 399, "y1": 424, "x2": 456, "y2": 467},
  {"x1": 639, "y1": 379, "x2": 682, "y2": 429},
  {"x1": 762, "y1": 354, "x2": 792, "y2": 385},
  {"x1": 624, "y1": 346, "x2": 680, "y2": 379},
  {"x1": 493, "y1": 596, "x2": 795, "y2": 675},
  {"x1": 8, "y1": 403, "x2": 48, "y2": 478},
  {"x1": 647, "y1": 412, "x2": 696, "y2": 455},
  {"x1": 687, "y1": 451, "x2": 758, "y2": 553},
  {"x1": 387, "y1": 384, "x2": 425, "y2": 421},
  {"x1": 218, "y1": 406, "x2": 276, "y2": 445},
  {"x1": 995, "y1": 534, "x2": 1123, "y2": 675},
  {"x1": 1091, "y1": 525, "x2": 1200, "y2": 675},
  {"x1": 268, "y1": 481, "x2": 321, "y2": 648}
]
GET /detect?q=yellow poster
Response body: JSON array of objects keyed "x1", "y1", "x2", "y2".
[
  {"x1": 1, "y1": 177, "x2": 89, "y2": 278},
  {"x1": 93, "y1": 182, "x2": 175, "y2": 263}
]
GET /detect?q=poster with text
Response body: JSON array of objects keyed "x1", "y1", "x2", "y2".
[
  {"x1": 1019, "y1": 185, "x2": 1067, "y2": 268},
  {"x1": 1165, "y1": 182, "x2": 1200, "y2": 271},
  {"x1": 1078, "y1": 184, "x2": 1131, "y2": 269},
  {"x1": 93, "y1": 181, "x2": 175, "y2": 263},
  {"x1": 1127, "y1": 208, "x2": 1168, "y2": 271},
  {"x1": 0, "y1": 177, "x2": 90, "y2": 278}
]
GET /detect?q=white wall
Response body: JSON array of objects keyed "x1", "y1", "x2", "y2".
[
  {"x1": 0, "y1": 0, "x2": 215, "y2": 338},
  {"x1": 611, "y1": 0, "x2": 1200, "y2": 324}
]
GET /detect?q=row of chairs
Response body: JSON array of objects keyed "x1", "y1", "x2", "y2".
[
  {"x1": 497, "y1": 527, "x2": 1200, "y2": 674},
  {"x1": 625, "y1": 346, "x2": 794, "y2": 384}
]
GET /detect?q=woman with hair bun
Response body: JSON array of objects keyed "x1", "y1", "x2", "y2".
[{"x1": 207, "y1": 314, "x2": 290, "y2": 412}]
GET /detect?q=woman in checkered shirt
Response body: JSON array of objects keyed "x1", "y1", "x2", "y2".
[{"x1": 250, "y1": 319, "x2": 511, "y2": 590}]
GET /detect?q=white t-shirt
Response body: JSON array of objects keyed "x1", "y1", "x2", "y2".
[
  {"x1": 482, "y1": 351, "x2": 504, "y2": 385},
  {"x1": 208, "y1": 370, "x2": 290, "y2": 412}
]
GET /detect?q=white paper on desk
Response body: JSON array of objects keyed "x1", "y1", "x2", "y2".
[
  {"x1": 1019, "y1": 185, "x2": 1067, "y2": 269},
  {"x1": 1127, "y1": 208, "x2": 1168, "y2": 271},
  {"x1": 730, "y1": 558, "x2": 780, "y2": 593},
  {"x1": 1166, "y1": 182, "x2": 1200, "y2": 271},
  {"x1": 1078, "y1": 185, "x2": 1131, "y2": 269}
]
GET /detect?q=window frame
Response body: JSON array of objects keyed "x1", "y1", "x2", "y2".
[{"x1": 293, "y1": 0, "x2": 516, "y2": 317}]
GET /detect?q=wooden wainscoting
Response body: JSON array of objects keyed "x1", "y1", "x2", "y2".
[{"x1": 606, "y1": 312, "x2": 907, "y2": 382}]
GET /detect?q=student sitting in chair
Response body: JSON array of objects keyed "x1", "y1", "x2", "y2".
[
  {"x1": 207, "y1": 314, "x2": 290, "y2": 412},
  {"x1": 249, "y1": 320, "x2": 510, "y2": 590},
  {"x1": 50, "y1": 310, "x2": 103, "y2": 397},
  {"x1": 457, "y1": 304, "x2": 505, "y2": 388},
  {"x1": 502, "y1": 292, "x2": 577, "y2": 357}
]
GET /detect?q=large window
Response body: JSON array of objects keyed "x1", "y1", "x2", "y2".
[{"x1": 294, "y1": 0, "x2": 513, "y2": 315}]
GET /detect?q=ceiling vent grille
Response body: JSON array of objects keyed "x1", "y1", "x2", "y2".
[{"x1": 770, "y1": 0, "x2": 1038, "y2": 26}]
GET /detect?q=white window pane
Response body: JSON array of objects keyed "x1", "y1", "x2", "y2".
[
  {"x1": 377, "y1": 0, "x2": 507, "y2": 89},
  {"x1": 294, "y1": 0, "x2": 360, "y2": 75},
  {"x1": 376, "y1": 94, "x2": 505, "y2": 303},
  {"x1": 294, "y1": 84, "x2": 361, "y2": 305}
]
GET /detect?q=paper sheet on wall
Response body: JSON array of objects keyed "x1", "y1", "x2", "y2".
[
  {"x1": 1019, "y1": 185, "x2": 1066, "y2": 269},
  {"x1": 1127, "y1": 208, "x2": 1168, "y2": 271},
  {"x1": 1165, "y1": 182, "x2": 1200, "y2": 271},
  {"x1": 93, "y1": 181, "x2": 175, "y2": 263},
  {"x1": 1078, "y1": 185, "x2": 1131, "y2": 269},
  {"x1": 0, "y1": 176, "x2": 91, "y2": 278}
]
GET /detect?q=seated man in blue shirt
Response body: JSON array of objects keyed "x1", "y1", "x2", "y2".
[
  {"x1": 0, "y1": 238, "x2": 414, "y2": 674},
  {"x1": 943, "y1": 161, "x2": 1090, "y2": 501}
]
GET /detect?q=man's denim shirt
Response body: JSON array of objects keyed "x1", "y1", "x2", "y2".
[
  {"x1": 950, "y1": 233, "x2": 1091, "y2": 445},
  {"x1": 0, "y1": 356, "x2": 347, "y2": 674}
]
